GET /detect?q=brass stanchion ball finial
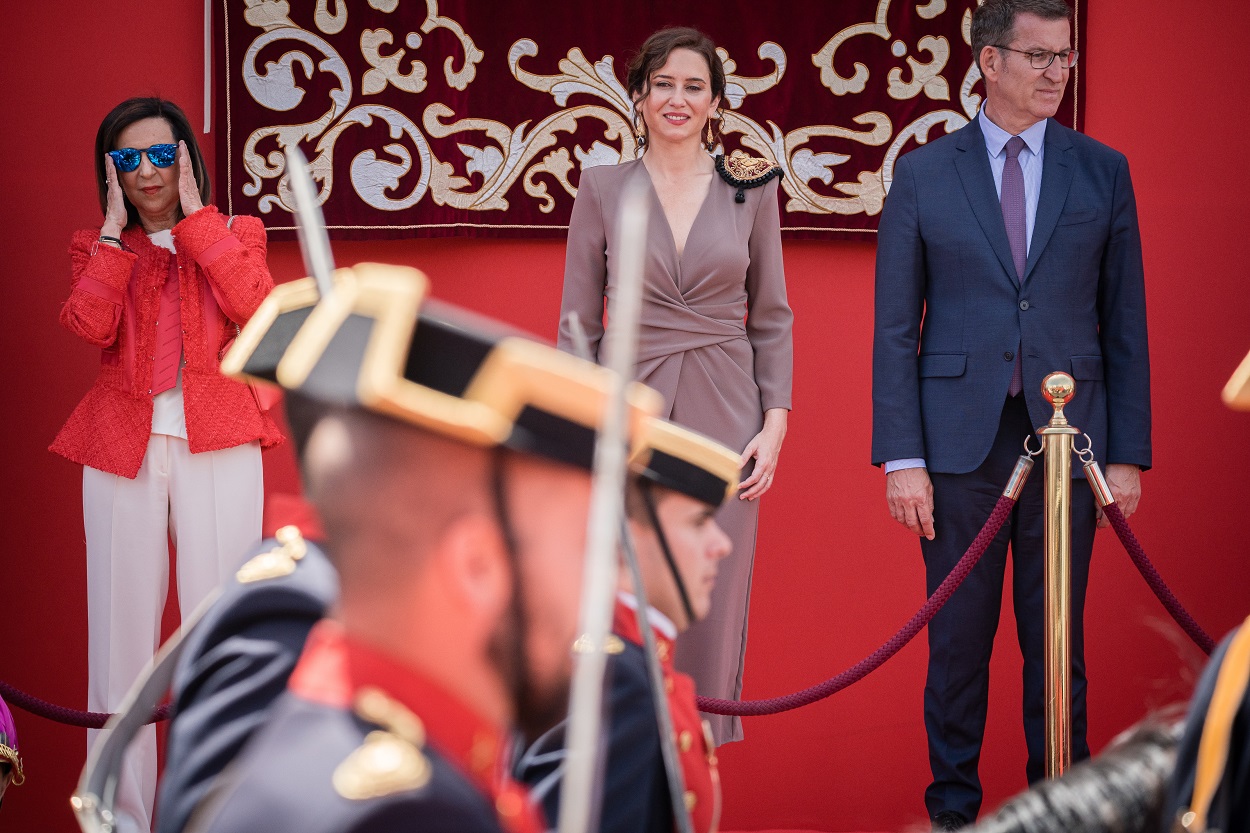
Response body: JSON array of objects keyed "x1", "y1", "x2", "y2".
[{"x1": 1042, "y1": 372, "x2": 1076, "y2": 426}]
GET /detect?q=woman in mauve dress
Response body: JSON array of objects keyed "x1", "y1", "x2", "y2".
[{"x1": 558, "y1": 26, "x2": 793, "y2": 744}]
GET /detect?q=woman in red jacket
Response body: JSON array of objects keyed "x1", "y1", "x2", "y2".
[{"x1": 50, "y1": 97, "x2": 282, "y2": 833}]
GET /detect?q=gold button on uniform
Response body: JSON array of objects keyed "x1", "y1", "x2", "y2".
[
  {"x1": 678, "y1": 730, "x2": 693, "y2": 753},
  {"x1": 684, "y1": 790, "x2": 697, "y2": 810}
]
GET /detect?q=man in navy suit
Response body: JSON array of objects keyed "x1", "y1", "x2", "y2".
[{"x1": 872, "y1": 0, "x2": 1151, "y2": 828}]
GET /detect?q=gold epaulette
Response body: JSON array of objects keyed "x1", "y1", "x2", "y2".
[
  {"x1": 334, "y1": 686, "x2": 432, "y2": 800},
  {"x1": 716, "y1": 150, "x2": 783, "y2": 203},
  {"x1": 572, "y1": 633, "x2": 626, "y2": 655},
  {"x1": 235, "y1": 525, "x2": 308, "y2": 583}
]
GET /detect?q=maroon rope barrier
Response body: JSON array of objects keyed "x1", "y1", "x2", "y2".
[
  {"x1": 0, "y1": 680, "x2": 170, "y2": 730},
  {"x1": 7, "y1": 495, "x2": 1018, "y2": 726},
  {"x1": 696, "y1": 493, "x2": 1017, "y2": 716},
  {"x1": 1102, "y1": 503, "x2": 1215, "y2": 656}
]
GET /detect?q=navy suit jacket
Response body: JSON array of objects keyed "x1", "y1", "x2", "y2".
[{"x1": 872, "y1": 117, "x2": 1151, "y2": 475}]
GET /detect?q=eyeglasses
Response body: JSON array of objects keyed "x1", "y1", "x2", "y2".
[
  {"x1": 993, "y1": 46, "x2": 1079, "y2": 70},
  {"x1": 107, "y1": 143, "x2": 178, "y2": 173}
]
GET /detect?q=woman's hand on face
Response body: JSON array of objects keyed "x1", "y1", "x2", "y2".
[
  {"x1": 737, "y1": 408, "x2": 788, "y2": 501},
  {"x1": 101, "y1": 154, "x2": 128, "y2": 238},
  {"x1": 178, "y1": 141, "x2": 204, "y2": 217}
]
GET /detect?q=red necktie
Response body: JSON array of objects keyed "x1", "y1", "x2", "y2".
[
  {"x1": 151, "y1": 256, "x2": 182, "y2": 396},
  {"x1": 1002, "y1": 136, "x2": 1026, "y2": 397}
]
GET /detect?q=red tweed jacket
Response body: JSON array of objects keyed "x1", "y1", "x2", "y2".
[{"x1": 51, "y1": 206, "x2": 283, "y2": 479}]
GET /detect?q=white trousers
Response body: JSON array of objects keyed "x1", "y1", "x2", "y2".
[{"x1": 84, "y1": 435, "x2": 262, "y2": 833}]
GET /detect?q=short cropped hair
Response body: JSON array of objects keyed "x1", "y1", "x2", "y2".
[{"x1": 971, "y1": 0, "x2": 1072, "y2": 75}]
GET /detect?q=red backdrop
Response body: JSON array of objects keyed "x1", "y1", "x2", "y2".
[{"x1": 1, "y1": 3, "x2": 1247, "y2": 832}]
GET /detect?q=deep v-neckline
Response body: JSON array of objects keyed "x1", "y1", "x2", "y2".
[{"x1": 640, "y1": 162, "x2": 715, "y2": 264}]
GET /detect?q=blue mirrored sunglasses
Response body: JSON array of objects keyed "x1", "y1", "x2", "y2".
[{"x1": 108, "y1": 143, "x2": 178, "y2": 173}]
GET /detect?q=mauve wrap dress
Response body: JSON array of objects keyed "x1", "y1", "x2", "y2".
[{"x1": 558, "y1": 157, "x2": 793, "y2": 743}]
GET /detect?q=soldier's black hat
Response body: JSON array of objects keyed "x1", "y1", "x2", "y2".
[
  {"x1": 630, "y1": 419, "x2": 741, "y2": 507},
  {"x1": 223, "y1": 263, "x2": 661, "y2": 470}
]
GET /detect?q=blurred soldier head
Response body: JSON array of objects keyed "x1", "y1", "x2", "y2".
[{"x1": 242, "y1": 265, "x2": 660, "y2": 739}]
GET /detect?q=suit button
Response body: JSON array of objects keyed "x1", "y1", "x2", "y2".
[
  {"x1": 1004, "y1": 351, "x2": 1014, "y2": 361},
  {"x1": 1019, "y1": 299, "x2": 1030, "y2": 310}
]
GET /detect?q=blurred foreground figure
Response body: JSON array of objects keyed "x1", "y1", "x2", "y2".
[
  {"x1": 1165, "y1": 616, "x2": 1250, "y2": 833},
  {"x1": 176, "y1": 264, "x2": 659, "y2": 833},
  {"x1": 964, "y1": 721, "x2": 1178, "y2": 833}
]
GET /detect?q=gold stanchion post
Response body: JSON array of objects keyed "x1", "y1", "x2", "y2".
[{"x1": 1038, "y1": 371, "x2": 1079, "y2": 778}]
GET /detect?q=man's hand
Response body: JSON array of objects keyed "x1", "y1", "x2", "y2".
[
  {"x1": 886, "y1": 467, "x2": 935, "y2": 540},
  {"x1": 1098, "y1": 463, "x2": 1142, "y2": 528}
]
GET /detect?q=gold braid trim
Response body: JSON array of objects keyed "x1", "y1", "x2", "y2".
[
  {"x1": 715, "y1": 151, "x2": 783, "y2": 203},
  {"x1": 0, "y1": 743, "x2": 24, "y2": 785}
]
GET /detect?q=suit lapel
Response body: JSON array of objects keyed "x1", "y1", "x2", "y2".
[
  {"x1": 953, "y1": 120, "x2": 1020, "y2": 287},
  {"x1": 1024, "y1": 119, "x2": 1076, "y2": 281}
]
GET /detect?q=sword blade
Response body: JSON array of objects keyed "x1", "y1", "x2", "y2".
[{"x1": 283, "y1": 144, "x2": 336, "y2": 298}]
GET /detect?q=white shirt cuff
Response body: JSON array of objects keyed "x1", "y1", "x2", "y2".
[{"x1": 885, "y1": 458, "x2": 927, "y2": 474}]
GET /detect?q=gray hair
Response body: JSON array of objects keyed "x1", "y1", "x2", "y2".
[{"x1": 971, "y1": 0, "x2": 1072, "y2": 75}]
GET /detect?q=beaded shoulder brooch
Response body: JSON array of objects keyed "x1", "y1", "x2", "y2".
[{"x1": 715, "y1": 150, "x2": 783, "y2": 203}]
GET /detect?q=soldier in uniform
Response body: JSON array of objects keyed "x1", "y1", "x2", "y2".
[
  {"x1": 154, "y1": 525, "x2": 336, "y2": 833},
  {"x1": 516, "y1": 417, "x2": 741, "y2": 833},
  {"x1": 175, "y1": 263, "x2": 661, "y2": 833}
]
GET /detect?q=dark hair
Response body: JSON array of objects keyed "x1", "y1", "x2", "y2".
[
  {"x1": 626, "y1": 26, "x2": 726, "y2": 123},
  {"x1": 971, "y1": 0, "x2": 1072, "y2": 75},
  {"x1": 94, "y1": 97, "x2": 210, "y2": 228}
]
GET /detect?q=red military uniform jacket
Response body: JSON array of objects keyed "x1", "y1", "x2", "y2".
[
  {"x1": 613, "y1": 600, "x2": 721, "y2": 833},
  {"x1": 187, "y1": 619, "x2": 546, "y2": 833}
]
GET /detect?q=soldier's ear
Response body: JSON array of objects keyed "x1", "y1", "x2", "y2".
[{"x1": 437, "y1": 512, "x2": 513, "y2": 625}]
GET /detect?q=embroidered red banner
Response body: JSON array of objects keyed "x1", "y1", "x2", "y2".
[{"x1": 214, "y1": 0, "x2": 1086, "y2": 240}]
